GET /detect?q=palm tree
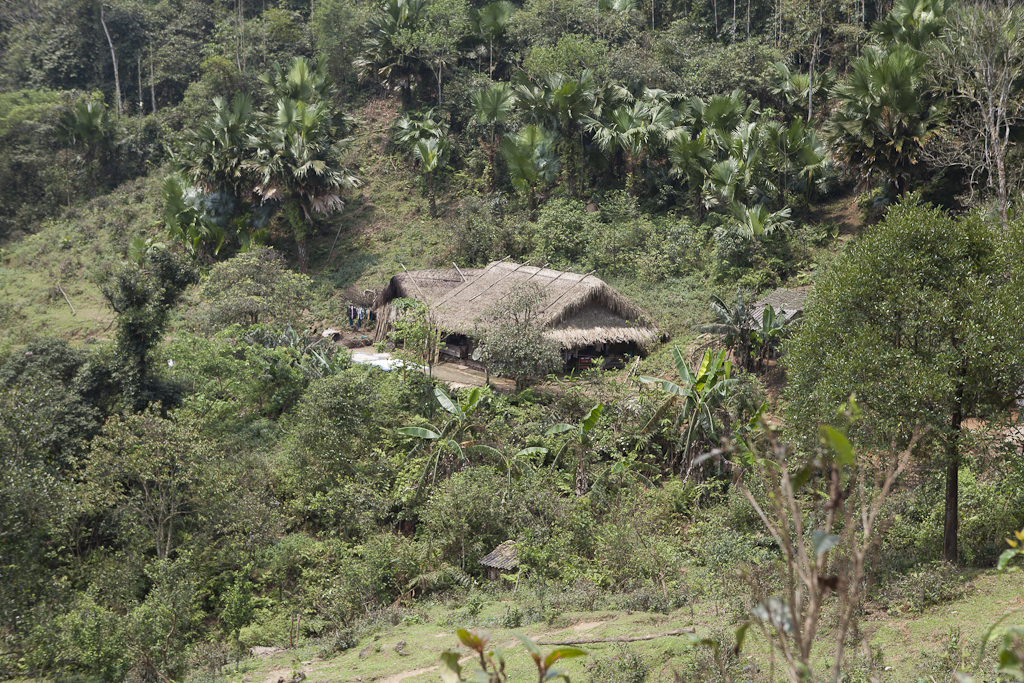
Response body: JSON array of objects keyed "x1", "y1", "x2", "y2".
[
  {"x1": 57, "y1": 100, "x2": 113, "y2": 198},
  {"x1": 162, "y1": 173, "x2": 230, "y2": 256},
  {"x1": 472, "y1": 83, "x2": 516, "y2": 192},
  {"x1": 793, "y1": 127, "x2": 833, "y2": 200},
  {"x1": 179, "y1": 94, "x2": 257, "y2": 199},
  {"x1": 260, "y1": 57, "x2": 332, "y2": 104},
  {"x1": 500, "y1": 125, "x2": 559, "y2": 214},
  {"x1": 827, "y1": 43, "x2": 944, "y2": 195},
  {"x1": 354, "y1": 0, "x2": 430, "y2": 105},
  {"x1": 680, "y1": 89, "x2": 754, "y2": 141},
  {"x1": 874, "y1": 0, "x2": 950, "y2": 49},
  {"x1": 546, "y1": 71, "x2": 598, "y2": 198},
  {"x1": 248, "y1": 98, "x2": 361, "y2": 272},
  {"x1": 770, "y1": 62, "x2": 836, "y2": 121},
  {"x1": 728, "y1": 201, "x2": 793, "y2": 241},
  {"x1": 393, "y1": 109, "x2": 450, "y2": 217},
  {"x1": 412, "y1": 136, "x2": 451, "y2": 217},
  {"x1": 514, "y1": 71, "x2": 599, "y2": 198},
  {"x1": 512, "y1": 74, "x2": 555, "y2": 127},
  {"x1": 763, "y1": 117, "x2": 833, "y2": 205},
  {"x1": 585, "y1": 97, "x2": 680, "y2": 196},
  {"x1": 668, "y1": 131, "x2": 714, "y2": 220},
  {"x1": 472, "y1": 1, "x2": 515, "y2": 75},
  {"x1": 393, "y1": 108, "x2": 450, "y2": 147}
]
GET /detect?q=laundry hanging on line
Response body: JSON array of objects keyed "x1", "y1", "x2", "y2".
[{"x1": 346, "y1": 306, "x2": 376, "y2": 328}]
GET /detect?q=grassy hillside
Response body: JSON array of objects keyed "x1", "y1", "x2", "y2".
[{"x1": 209, "y1": 569, "x2": 1023, "y2": 683}]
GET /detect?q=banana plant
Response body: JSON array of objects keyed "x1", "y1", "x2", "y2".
[
  {"x1": 545, "y1": 404, "x2": 603, "y2": 497},
  {"x1": 489, "y1": 445, "x2": 547, "y2": 502},
  {"x1": 640, "y1": 347, "x2": 738, "y2": 480},
  {"x1": 397, "y1": 386, "x2": 490, "y2": 498},
  {"x1": 750, "y1": 303, "x2": 796, "y2": 372},
  {"x1": 698, "y1": 288, "x2": 754, "y2": 371}
]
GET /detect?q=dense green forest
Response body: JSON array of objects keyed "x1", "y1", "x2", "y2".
[{"x1": 3, "y1": 0, "x2": 1024, "y2": 680}]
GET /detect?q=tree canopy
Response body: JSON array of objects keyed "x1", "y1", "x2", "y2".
[{"x1": 785, "y1": 197, "x2": 1024, "y2": 561}]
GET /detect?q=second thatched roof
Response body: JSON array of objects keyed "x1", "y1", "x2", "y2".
[
  {"x1": 479, "y1": 541, "x2": 518, "y2": 571},
  {"x1": 751, "y1": 287, "x2": 810, "y2": 324},
  {"x1": 404, "y1": 260, "x2": 660, "y2": 350}
]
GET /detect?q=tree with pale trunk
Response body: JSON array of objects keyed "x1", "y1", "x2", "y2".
[{"x1": 926, "y1": 1, "x2": 1024, "y2": 229}]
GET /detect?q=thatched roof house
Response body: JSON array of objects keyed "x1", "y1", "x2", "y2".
[
  {"x1": 751, "y1": 287, "x2": 809, "y2": 324},
  {"x1": 375, "y1": 261, "x2": 659, "y2": 352},
  {"x1": 479, "y1": 540, "x2": 518, "y2": 580}
]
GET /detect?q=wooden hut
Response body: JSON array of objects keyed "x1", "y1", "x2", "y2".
[
  {"x1": 479, "y1": 541, "x2": 518, "y2": 581},
  {"x1": 373, "y1": 261, "x2": 660, "y2": 365}
]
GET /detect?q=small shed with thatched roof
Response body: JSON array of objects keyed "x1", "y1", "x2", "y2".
[
  {"x1": 750, "y1": 287, "x2": 810, "y2": 324},
  {"x1": 479, "y1": 541, "x2": 519, "y2": 581},
  {"x1": 374, "y1": 261, "x2": 660, "y2": 366}
]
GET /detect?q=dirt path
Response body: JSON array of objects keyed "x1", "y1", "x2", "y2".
[
  {"x1": 379, "y1": 666, "x2": 438, "y2": 683},
  {"x1": 262, "y1": 667, "x2": 291, "y2": 683},
  {"x1": 348, "y1": 346, "x2": 514, "y2": 391}
]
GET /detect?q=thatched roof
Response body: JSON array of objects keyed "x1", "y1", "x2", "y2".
[
  {"x1": 417, "y1": 261, "x2": 659, "y2": 350},
  {"x1": 751, "y1": 287, "x2": 810, "y2": 324},
  {"x1": 479, "y1": 541, "x2": 518, "y2": 571},
  {"x1": 375, "y1": 268, "x2": 483, "y2": 308}
]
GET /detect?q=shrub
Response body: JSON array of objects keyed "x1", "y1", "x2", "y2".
[
  {"x1": 420, "y1": 467, "x2": 516, "y2": 572},
  {"x1": 238, "y1": 608, "x2": 294, "y2": 648},
  {"x1": 530, "y1": 197, "x2": 599, "y2": 267},
  {"x1": 587, "y1": 645, "x2": 649, "y2": 683},
  {"x1": 194, "y1": 248, "x2": 313, "y2": 333},
  {"x1": 476, "y1": 283, "x2": 563, "y2": 389},
  {"x1": 872, "y1": 562, "x2": 967, "y2": 614}
]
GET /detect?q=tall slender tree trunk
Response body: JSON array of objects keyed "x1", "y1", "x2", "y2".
[
  {"x1": 943, "y1": 364, "x2": 966, "y2": 563},
  {"x1": 150, "y1": 49, "x2": 157, "y2": 114},
  {"x1": 296, "y1": 236, "x2": 309, "y2": 273},
  {"x1": 575, "y1": 453, "x2": 588, "y2": 497},
  {"x1": 489, "y1": 129, "x2": 498, "y2": 192},
  {"x1": 138, "y1": 55, "x2": 143, "y2": 115},
  {"x1": 993, "y1": 109, "x2": 1010, "y2": 229},
  {"x1": 428, "y1": 172, "x2": 437, "y2": 217},
  {"x1": 64, "y1": 148, "x2": 72, "y2": 207},
  {"x1": 807, "y1": 19, "x2": 822, "y2": 122},
  {"x1": 100, "y1": 2, "x2": 122, "y2": 120}
]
